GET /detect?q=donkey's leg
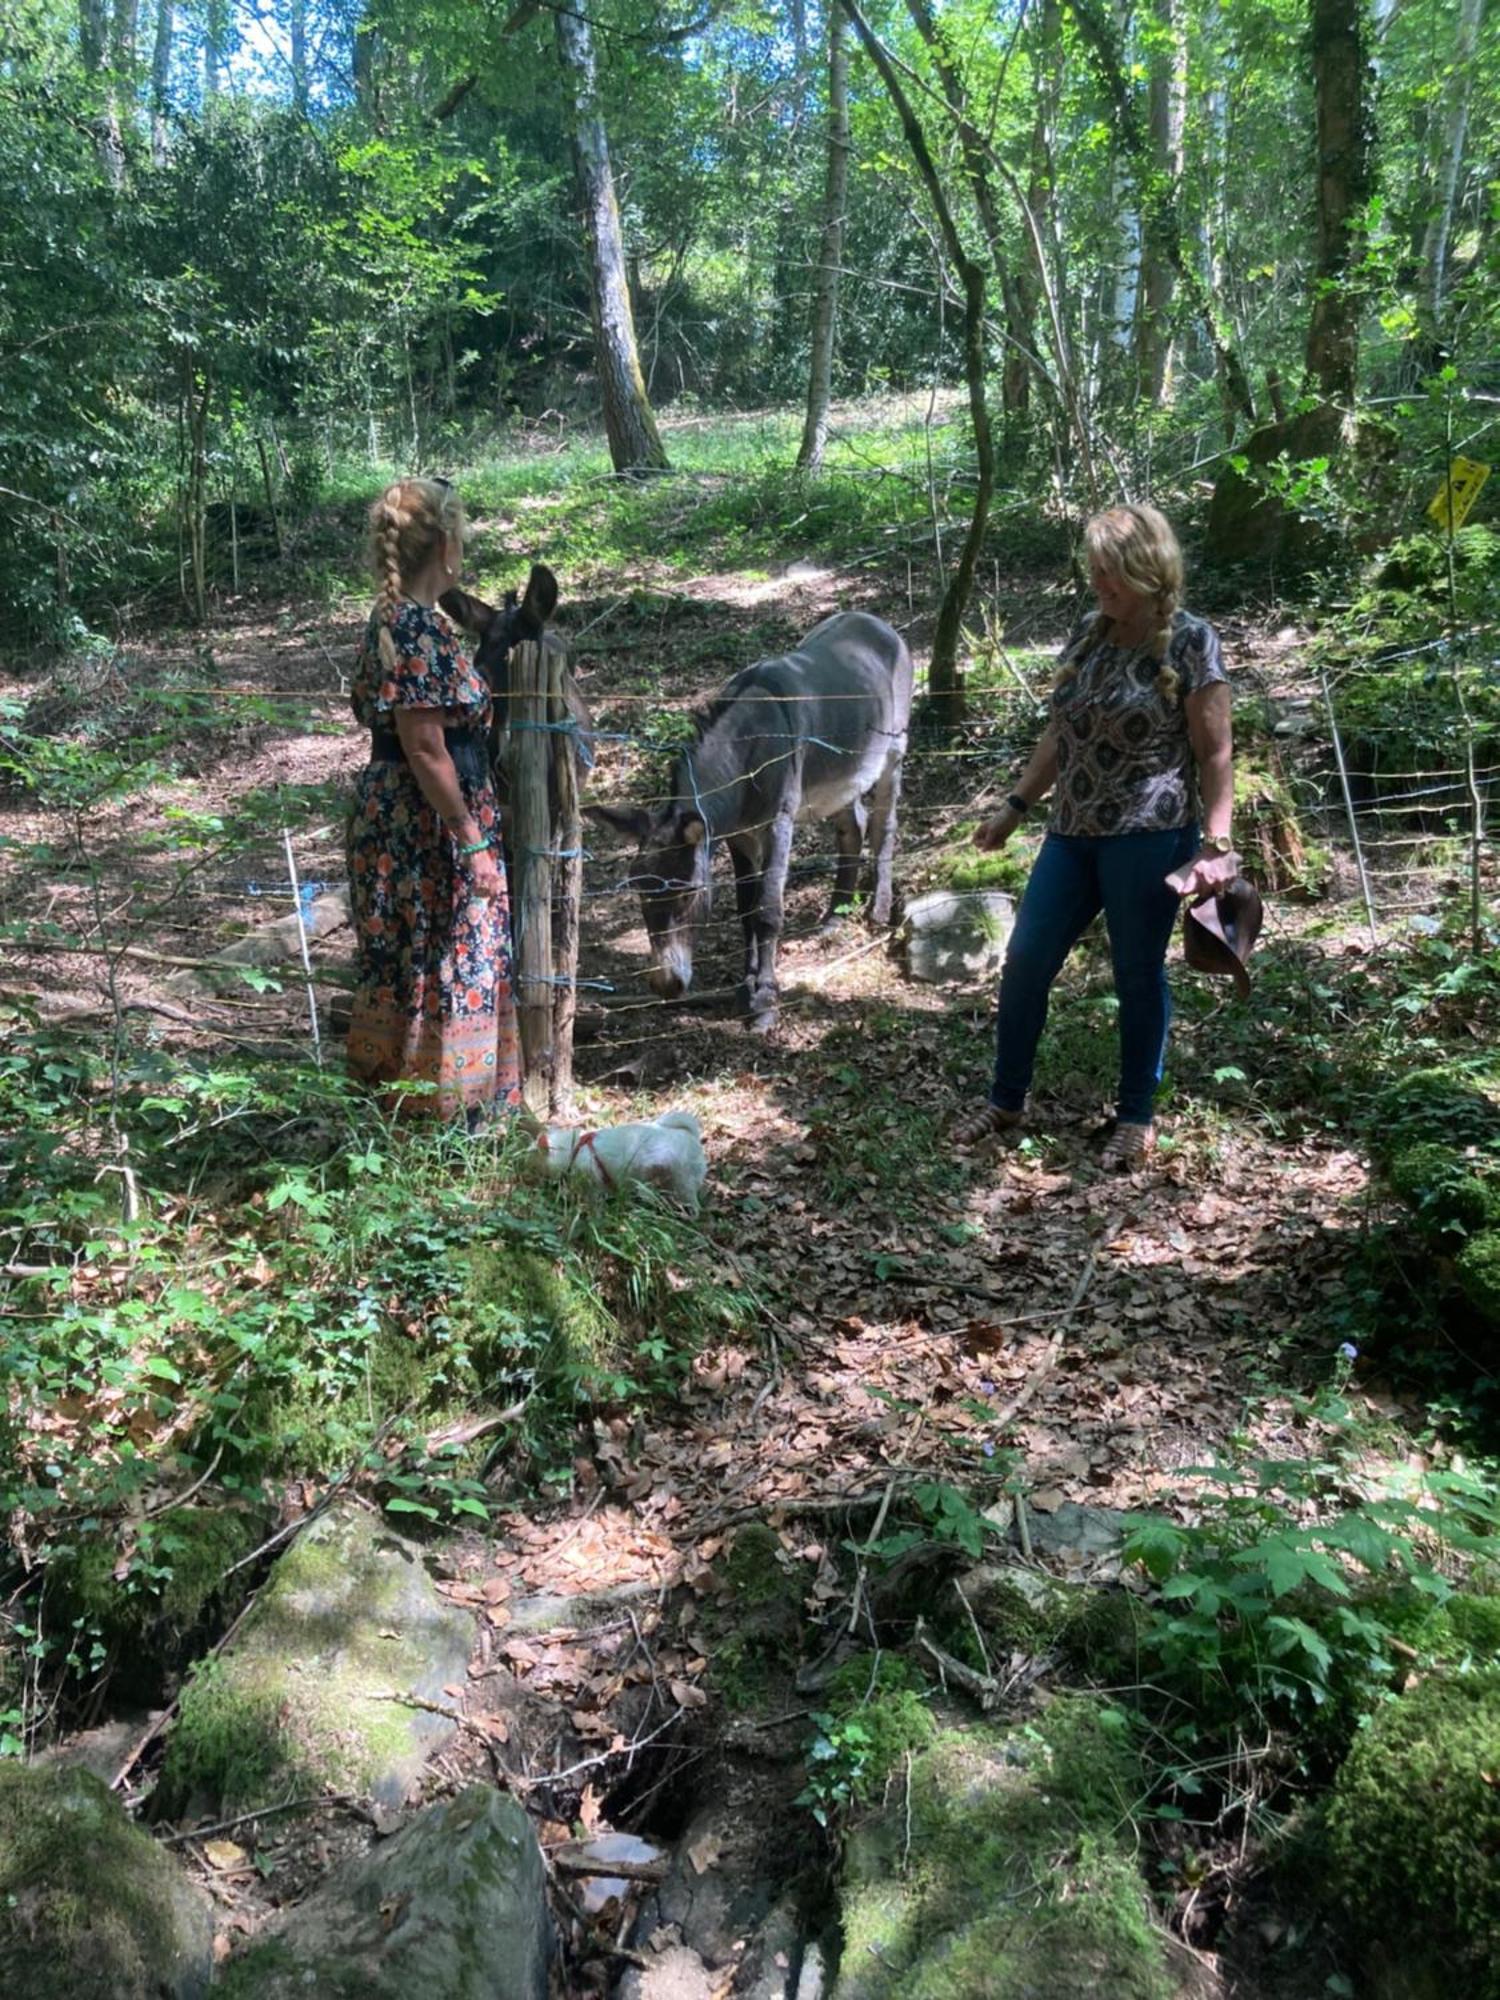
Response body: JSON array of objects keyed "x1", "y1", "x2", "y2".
[
  {"x1": 824, "y1": 800, "x2": 869, "y2": 930},
  {"x1": 863, "y1": 753, "x2": 904, "y2": 927},
  {"x1": 745, "y1": 807, "x2": 797, "y2": 1029},
  {"x1": 729, "y1": 843, "x2": 764, "y2": 1005}
]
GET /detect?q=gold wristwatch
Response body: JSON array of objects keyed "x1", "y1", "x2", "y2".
[{"x1": 1200, "y1": 834, "x2": 1234, "y2": 857}]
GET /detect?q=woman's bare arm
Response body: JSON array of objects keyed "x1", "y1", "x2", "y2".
[
  {"x1": 394, "y1": 708, "x2": 500, "y2": 899},
  {"x1": 975, "y1": 724, "x2": 1058, "y2": 850}
]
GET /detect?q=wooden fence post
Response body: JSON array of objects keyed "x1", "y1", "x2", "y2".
[
  {"x1": 549, "y1": 638, "x2": 582, "y2": 1117},
  {"x1": 509, "y1": 639, "x2": 553, "y2": 1116}
]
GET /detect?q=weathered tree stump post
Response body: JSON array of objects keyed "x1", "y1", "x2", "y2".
[
  {"x1": 548, "y1": 638, "x2": 582, "y2": 1117},
  {"x1": 508, "y1": 639, "x2": 553, "y2": 1117}
]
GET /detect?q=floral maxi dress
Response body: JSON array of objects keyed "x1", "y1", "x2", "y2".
[{"x1": 345, "y1": 600, "x2": 523, "y2": 1120}]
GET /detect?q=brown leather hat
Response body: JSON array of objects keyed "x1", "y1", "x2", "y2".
[{"x1": 1183, "y1": 877, "x2": 1264, "y2": 997}]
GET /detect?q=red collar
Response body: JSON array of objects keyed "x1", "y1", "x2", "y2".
[{"x1": 539, "y1": 1128, "x2": 615, "y2": 1191}]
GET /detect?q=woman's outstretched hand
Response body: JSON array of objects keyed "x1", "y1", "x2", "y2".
[
  {"x1": 1165, "y1": 848, "x2": 1240, "y2": 900},
  {"x1": 974, "y1": 803, "x2": 1022, "y2": 852}
]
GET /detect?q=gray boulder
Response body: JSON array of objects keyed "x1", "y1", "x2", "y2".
[
  {"x1": 220, "y1": 886, "x2": 351, "y2": 968},
  {"x1": 219, "y1": 1786, "x2": 551, "y2": 1999},
  {"x1": 0, "y1": 1762, "x2": 212, "y2": 2000},
  {"x1": 903, "y1": 891, "x2": 1013, "y2": 984},
  {"x1": 159, "y1": 1502, "x2": 474, "y2": 1816}
]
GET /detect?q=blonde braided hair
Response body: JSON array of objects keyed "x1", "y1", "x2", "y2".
[
  {"x1": 1056, "y1": 502, "x2": 1185, "y2": 702},
  {"x1": 367, "y1": 477, "x2": 466, "y2": 673}
]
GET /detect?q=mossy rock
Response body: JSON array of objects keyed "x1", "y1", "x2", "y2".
[
  {"x1": 1387, "y1": 1142, "x2": 1500, "y2": 1245},
  {"x1": 0, "y1": 1763, "x2": 212, "y2": 2000},
  {"x1": 1456, "y1": 1229, "x2": 1500, "y2": 1330},
  {"x1": 1384, "y1": 1587, "x2": 1500, "y2": 1667},
  {"x1": 1325, "y1": 1670, "x2": 1500, "y2": 1998},
  {"x1": 952, "y1": 1565, "x2": 1145, "y2": 1677},
  {"x1": 47, "y1": 1504, "x2": 261, "y2": 1704},
  {"x1": 937, "y1": 840, "x2": 1030, "y2": 898},
  {"x1": 812, "y1": 1653, "x2": 936, "y2": 1806},
  {"x1": 832, "y1": 1698, "x2": 1185, "y2": 2000},
  {"x1": 157, "y1": 1502, "x2": 473, "y2": 1817},
  {"x1": 217, "y1": 1785, "x2": 550, "y2": 1999}
]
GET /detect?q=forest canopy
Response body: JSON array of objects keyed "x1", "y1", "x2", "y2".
[{"x1": 1, "y1": 0, "x2": 1496, "y2": 640}]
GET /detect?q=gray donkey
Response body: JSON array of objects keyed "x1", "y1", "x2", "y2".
[{"x1": 586, "y1": 610, "x2": 912, "y2": 1030}]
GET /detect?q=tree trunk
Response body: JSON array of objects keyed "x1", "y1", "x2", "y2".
[
  {"x1": 203, "y1": 0, "x2": 227, "y2": 102},
  {"x1": 150, "y1": 0, "x2": 172, "y2": 162},
  {"x1": 842, "y1": 0, "x2": 992, "y2": 725},
  {"x1": 1136, "y1": 0, "x2": 1186, "y2": 403},
  {"x1": 78, "y1": 0, "x2": 126, "y2": 184},
  {"x1": 1068, "y1": 0, "x2": 1255, "y2": 429},
  {"x1": 1418, "y1": 0, "x2": 1483, "y2": 331},
  {"x1": 111, "y1": 0, "x2": 138, "y2": 67},
  {"x1": 795, "y1": 8, "x2": 850, "y2": 472},
  {"x1": 555, "y1": 7, "x2": 670, "y2": 474},
  {"x1": 1007, "y1": 0, "x2": 1061, "y2": 428},
  {"x1": 290, "y1": 0, "x2": 308, "y2": 112},
  {"x1": 1304, "y1": 0, "x2": 1373, "y2": 404}
]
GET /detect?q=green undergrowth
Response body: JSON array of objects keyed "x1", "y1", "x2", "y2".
[
  {"x1": 800, "y1": 1653, "x2": 937, "y2": 1826},
  {"x1": 0, "y1": 1023, "x2": 752, "y2": 1743},
  {"x1": 315, "y1": 401, "x2": 1068, "y2": 597}
]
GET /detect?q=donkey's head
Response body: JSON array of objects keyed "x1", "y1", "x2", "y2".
[
  {"x1": 584, "y1": 801, "x2": 712, "y2": 1000},
  {"x1": 440, "y1": 562, "x2": 559, "y2": 698}
]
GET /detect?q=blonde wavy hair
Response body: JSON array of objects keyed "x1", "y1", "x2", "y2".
[
  {"x1": 1057, "y1": 502, "x2": 1185, "y2": 701},
  {"x1": 367, "y1": 476, "x2": 466, "y2": 672}
]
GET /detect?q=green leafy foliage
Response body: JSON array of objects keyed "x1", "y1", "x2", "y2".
[
  {"x1": 1124, "y1": 1445, "x2": 1500, "y2": 1736},
  {"x1": 799, "y1": 1654, "x2": 935, "y2": 1827}
]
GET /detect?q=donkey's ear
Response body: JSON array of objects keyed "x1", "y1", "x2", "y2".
[
  {"x1": 583, "y1": 801, "x2": 653, "y2": 843},
  {"x1": 439, "y1": 587, "x2": 497, "y2": 638},
  {"x1": 520, "y1": 563, "x2": 559, "y2": 629}
]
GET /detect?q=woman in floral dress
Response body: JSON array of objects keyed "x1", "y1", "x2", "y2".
[{"x1": 345, "y1": 477, "x2": 522, "y2": 1122}]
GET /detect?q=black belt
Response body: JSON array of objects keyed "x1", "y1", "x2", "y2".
[{"x1": 369, "y1": 727, "x2": 490, "y2": 789}]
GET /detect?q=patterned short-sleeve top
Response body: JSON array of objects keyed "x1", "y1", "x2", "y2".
[
  {"x1": 1048, "y1": 610, "x2": 1228, "y2": 837},
  {"x1": 351, "y1": 600, "x2": 490, "y2": 730}
]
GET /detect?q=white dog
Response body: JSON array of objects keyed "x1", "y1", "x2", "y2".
[{"x1": 532, "y1": 1110, "x2": 707, "y2": 1214}]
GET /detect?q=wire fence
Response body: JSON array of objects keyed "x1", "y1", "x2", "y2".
[{"x1": 0, "y1": 621, "x2": 1495, "y2": 1080}]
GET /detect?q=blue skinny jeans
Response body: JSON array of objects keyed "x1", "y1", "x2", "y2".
[{"x1": 988, "y1": 824, "x2": 1199, "y2": 1127}]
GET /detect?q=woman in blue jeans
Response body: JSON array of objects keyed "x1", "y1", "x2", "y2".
[{"x1": 954, "y1": 503, "x2": 1238, "y2": 1168}]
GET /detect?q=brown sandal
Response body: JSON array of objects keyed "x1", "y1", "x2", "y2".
[
  {"x1": 1099, "y1": 1121, "x2": 1156, "y2": 1170},
  {"x1": 952, "y1": 1103, "x2": 1026, "y2": 1148}
]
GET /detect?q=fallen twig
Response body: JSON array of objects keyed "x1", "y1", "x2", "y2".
[
  {"x1": 552, "y1": 1850, "x2": 668, "y2": 1885},
  {"x1": 985, "y1": 1228, "x2": 1112, "y2": 1436},
  {"x1": 160, "y1": 1794, "x2": 369, "y2": 1845},
  {"x1": 549, "y1": 1872, "x2": 650, "y2": 1969},
  {"x1": 913, "y1": 1617, "x2": 1004, "y2": 1711}
]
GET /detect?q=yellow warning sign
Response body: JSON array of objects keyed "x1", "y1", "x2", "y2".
[{"x1": 1427, "y1": 456, "x2": 1491, "y2": 533}]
